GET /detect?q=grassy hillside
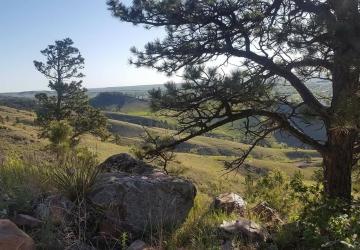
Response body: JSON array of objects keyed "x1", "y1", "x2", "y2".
[
  {"x1": 0, "y1": 84, "x2": 329, "y2": 149},
  {"x1": 0, "y1": 105, "x2": 321, "y2": 199},
  {"x1": 2, "y1": 105, "x2": 359, "y2": 249}
]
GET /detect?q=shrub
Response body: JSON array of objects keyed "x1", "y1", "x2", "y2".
[
  {"x1": 49, "y1": 148, "x2": 100, "y2": 202},
  {"x1": 46, "y1": 148, "x2": 102, "y2": 246},
  {"x1": 297, "y1": 197, "x2": 360, "y2": 249},
  {"x1": 244, "y1": 170, "x2": 306, "y2": 218},
  {"x1": 45, "y1": 120, "x2": 73, "y2": 156},
  {"x1": 0, "y1": 152, "x2": 49, "y2": 216}
]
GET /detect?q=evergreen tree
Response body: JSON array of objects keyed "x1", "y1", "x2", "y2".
[
  {"x1": 108, "y1": 0, "x2": 360, "y2": 200},
  {"x1": 34, "y1": 38, "x2": 108, "y2": 146}
]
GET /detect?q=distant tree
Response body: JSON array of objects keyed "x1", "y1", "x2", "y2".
[
  {"x1": 90, "y1": 92, "x2": 129, "y2": 111},
  {"x1": 109, "y1": 0, "x2": 360, "y2": 201},
  {"x1": 113, "y1": 133, "x2": 121, "y2": 145},
  {"x1": 34, "y1": 38, "x2": 108, "y2": 146},
  {"x1": 0, "y1": 96, "x2": 37, "y2": 111},
  {"x1": 46, "y1": 120, "x2": 73, "y2": 157}
]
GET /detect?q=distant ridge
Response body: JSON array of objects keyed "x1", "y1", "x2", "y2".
[{"x1": 0, "y1": 84, "x2": 165, "y2": 98}]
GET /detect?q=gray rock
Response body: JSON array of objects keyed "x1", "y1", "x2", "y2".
[
  {"x1": 214, "y1": 193, "x2": 246, "y2": 216},
  {"x1": 220, "y1": 218, "x2": 270, "y2": 243},
  {"x1": 127, "y1": 240, "x2": 148, "y2": 250},
  {"x1": 98, "y1": 153, "x2": 158, "y2": 175},
  {"x1": 251, "y1": 201, "x2": 283, "y2": 225},
  {"x1": 91, "y1": 172, "x2": 196, "y2": 237},
  {"x1": 90, "y1": 155, "x2": 196, "y2": 238}
]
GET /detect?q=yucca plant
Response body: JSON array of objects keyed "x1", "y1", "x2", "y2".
[{"x1": 49, "y1": 148, "x2": 100, "y2": 203}]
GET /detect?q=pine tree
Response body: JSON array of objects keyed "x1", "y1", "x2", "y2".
[
  {"x1": 34, "y1": 38, "x2": 108, "y2": 146},
  {"x1": 108, "y1": 0, "x2": 360, "y2": 200}
]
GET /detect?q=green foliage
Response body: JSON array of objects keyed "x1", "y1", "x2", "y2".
[
  {"x1": 113, "y1": 133, "x2": 121, "y2": 145},
  {"x1": 296, "y1": 198, "x2": 360, "y2": 249},
  {"x1": 90, "y1": 92, "x2": 135, "y2": 111},
  {"x1": 49, "y1": 148, "x2": 100, "y2": 202},
  {"x1": 46, "y1": 120, "x2": 73, "y2": 155},
  {"x1": 34, "y1": 38, "x2": 108, "y2": 146},
  {"x1": 167, "y1": 194, "x2": 237, "y2": 249},
  {"x1": 0, "y1": 96, "x2": 37, "y2": 111},
  {"x1": 108, "y1": 0, "x2": 360, "y2": 202},
  {"x1": 244, "y1": 170, "x2": 307, "y2": 218},
  {"x1": 0, "y1": 152, "x2": 48, "y2": 216}
]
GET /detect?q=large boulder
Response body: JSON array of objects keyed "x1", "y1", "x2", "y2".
[
  {"x1": 90, "y1": 154, "x2": 196, "y2": 238},
  {"x1": 214, "y1": 193, "x2": 246, "y2": 216},
  {"x1": 0, "y1": 219, "x2": 35, "y2": 250}
]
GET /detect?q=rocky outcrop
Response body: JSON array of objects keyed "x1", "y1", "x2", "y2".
[
  {"x1": 251, "y1": 201, "x2": 283, "y2": 225},
  {"x1": 214, "y1": 193, "x2": 246, "y2": 216},
  {"x1": 90, "y1": 154, "x2": 196, "y2": 238},
  {"x1": 0, "y1": 219, "x2": 35, "y2": 250},
  {"x1": 220, "y1": 218, "x2": 270, "y2": 243}
]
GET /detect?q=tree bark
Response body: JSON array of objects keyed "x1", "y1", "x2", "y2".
[{"x1": 322, "y1": 129, "x2": 355, "y2": 201}]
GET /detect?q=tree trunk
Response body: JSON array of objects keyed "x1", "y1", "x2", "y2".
[{"x1": 322, "y1": 129, "x2": 355, "y2": 201}]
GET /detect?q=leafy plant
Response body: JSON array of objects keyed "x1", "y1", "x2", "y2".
[
  {"x1": 298, "y1": 197, "x2": 360, "y2": 249},
  {"x1": 49, "y1": 148, "x2": 100, "y2": 202},
  {"x1": 45, "y1": 120, "x2": 73, "y2": 156},
  {"x1": 244, "y1": 170, "x2": 306, "y2": 218}
]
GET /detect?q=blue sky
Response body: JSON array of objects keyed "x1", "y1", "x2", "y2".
[{"x1": 0, "y1": 0, "x2": 172, "y2": 93}]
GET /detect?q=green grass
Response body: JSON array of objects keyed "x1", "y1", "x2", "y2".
[
  {"x1": 0, "y1": 105, "x2": 322, "y2": 196},
  {"x1": 2, "y1": 105, "x2": 360, "y2": 249},
  {"x1": 0, "y1": 105, "x2": 321, "y2": 196}
]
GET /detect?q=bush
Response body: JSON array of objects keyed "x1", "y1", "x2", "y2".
[
  {"x1": 49, "y1": 148, "x2": 99, "y2": 202},
  {"x1": 45, "y1": 148, "x2": 102, "y2": 246},
  {"x1": 244, "y1": 170, "x2": 307, "y2": 219},
  {"x1": 0, "y1": 152, "x2": 49, "y2": 216},
  {"x1": 47, "y1": 120, "x2": 73, "y2": 154},
  {"x1": 297, "y1": 198, "x2": 360, "y2": 249}
]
